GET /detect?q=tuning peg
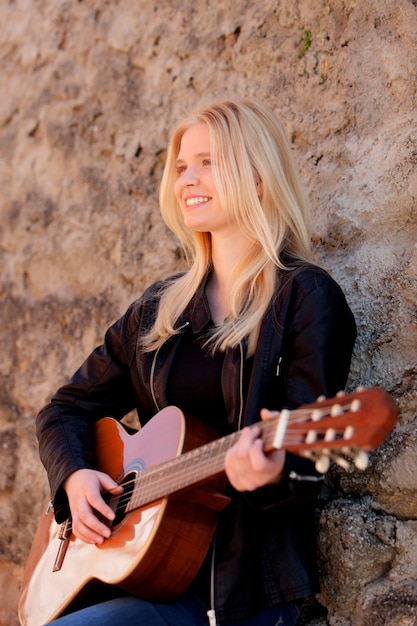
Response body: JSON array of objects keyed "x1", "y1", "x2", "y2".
[
  {"x1": 315, "y1": 455, "x2": 330, "y2": 473},
  {"x1": 343, "y1": 426, "x2": 354, "y2": 440},
  {"x1": 307, "y1": 445, "x2": 369, "y2": 474},
  {"x1": 338, "y1": 447, "x2": 369, "y2": 471},
  {"x1": 336, "y1": 390, "x2": 346, "y2": 397},
  {"x1": 332, "y1": 455, "x2": 351, "y2": 471},
  {"x1": 354, "y1": 450, "x2": 369, "y2": 470},
  {"x1": 305, "y1": 430, "x2": 317, "y2": 444},
  {"x1": 350, "y1": 398, "x2": 361, "y2": 412},
  {"x1": 301, "y1": 449, "x2": 330, "y2": 473},
  {"x1": 330, "y1": 404, "x2": 343, "y2": 417},
  {"x1": 312, "y1": 409, "x2": 322, "y2": 422},
  {"x1": 324, "y1": 428, "x2": 336, "y2": 442}
]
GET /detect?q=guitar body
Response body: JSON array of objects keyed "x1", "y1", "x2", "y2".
[
  {"x1": 19, "y1": 388, "x2": 399, "y2": 626},
  {"x1": 18, "y1": 407, "x2": 230, "y2": 626}
]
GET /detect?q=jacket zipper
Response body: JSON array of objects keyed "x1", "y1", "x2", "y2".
[
  {"x1": 236, "y1": 340, "x2": 245, "y2": 431},
  {"x1": 207, "y1": 341, "x2": 244, "y2": 625},
  {"x1": 150, "y1": 345, "x2": 163, "y2": 412},
  {"x1": 207, "y1": 535, "x2": 218, "y2": 625},
  {"x1": 207, "y1": 608, "x2": 217, "y2": 626}
]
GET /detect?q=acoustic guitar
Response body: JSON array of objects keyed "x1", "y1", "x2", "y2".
[{"x1": 18, "y1": 387, "x2": 398, "y2": 626}]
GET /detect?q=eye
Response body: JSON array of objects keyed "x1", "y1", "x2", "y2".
[
  {"x1": 202, "y1": 158, "x2": 212, "y2": 167},
  {"x1": 175, "y1": 164, "x2": 187, "y2": 175}
]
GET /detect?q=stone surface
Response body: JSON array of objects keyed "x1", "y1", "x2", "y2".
[{"x1": 1, "y1": 1, "x2": 417, "y2": 624}]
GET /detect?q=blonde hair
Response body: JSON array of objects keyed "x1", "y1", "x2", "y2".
[{"x1": 141, "y1": 99, "x2": 312, "y2": 356}]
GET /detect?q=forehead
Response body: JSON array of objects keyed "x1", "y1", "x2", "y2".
[{"x1": 176, "y1": 122, "x2": 211, "y2": 159}]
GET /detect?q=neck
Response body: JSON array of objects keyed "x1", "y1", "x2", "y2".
[
  {"x1": 211, "y1": 231, "x2": 251, "y2": 279},
  {"x1": 206, "y1": 232, "x2": 252, "y2": 324}
]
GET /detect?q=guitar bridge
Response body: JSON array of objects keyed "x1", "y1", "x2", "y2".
[{"x1": 53, "y1": 518, "x2": 72, "y2": 572}]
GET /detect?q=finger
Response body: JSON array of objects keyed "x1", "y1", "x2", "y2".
[
  {"x1": 233, "y1": 425, "x2": 261, "y2": 456},
  {"x1": 226, "y1": 438, "x2": 260, "y2": 491},
  {"x1": 71, "y1": 503, "x2": 111, "y2": 544},
  {"x1": 71, "y1": 521, "x2": 105, "y2": 544},
  {"x1": 267, "y1": 449, "x2": 286, "y2": 483},
  {"x1": 92, "y1": 474, "x2": 124, "y2": 522},
  {"x1": 260, "y1": 408, "x2": 279, "y2": 421},
  {"x1": 97, "y1": 472, "x2": 124, "y2": 495},
  {"x1": 248, "y1": 438, "x2": 268, "y2": 473}
]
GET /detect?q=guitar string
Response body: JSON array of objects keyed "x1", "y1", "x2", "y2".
[
  {"x1": 105, "y1": 429, "x2": 297, "y2": 511},
  {"x1": 63, "y1": 402, "x2": 355, "y2": 527},
  {"x1": 97, "y1": 403, "x2": 354, "y2": 515},
  {"x1": 62, "y1": 390, "x2": 402, "y2": 536},
  {"x1": 112, "y1": 402, "x2": 354, "y2": 512}
]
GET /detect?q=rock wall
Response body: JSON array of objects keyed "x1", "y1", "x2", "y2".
[{"x1": 1, "y1": 1, "x2": 416, "y2": 624}]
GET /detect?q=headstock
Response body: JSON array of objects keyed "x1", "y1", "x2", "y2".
[{"x1": 273, "y1": 388, "x2": 398, "y2": 473}]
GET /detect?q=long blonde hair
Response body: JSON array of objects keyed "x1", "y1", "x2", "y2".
[{"x1": 141, "y1": 99, "x2": 312, "y2": 356}]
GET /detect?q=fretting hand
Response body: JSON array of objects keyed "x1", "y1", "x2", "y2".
[{"x1": 224, "y1": 409, "x2": 286, "y2": 491}]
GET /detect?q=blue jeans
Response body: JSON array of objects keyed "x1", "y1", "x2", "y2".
[{"x1": 46, "y1": 591, "x2": 302, "y2": 625}]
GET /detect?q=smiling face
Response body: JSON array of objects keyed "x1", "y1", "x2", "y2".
[{"x1": 173, "y1": 122, "x2": 235, "y2": 237}]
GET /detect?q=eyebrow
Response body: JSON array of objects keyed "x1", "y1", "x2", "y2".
[{"x1": 175, "y1": 152, "x2": 212, "y2": 165}]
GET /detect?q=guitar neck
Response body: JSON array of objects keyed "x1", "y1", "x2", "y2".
[
  {"x1": 126, "y1": 412, "x2": 302, "y2": 511},
  {"x1": 127, "y1": 427, "x2": 243, "y2": 512},
  {"x1": 125, "y1": 387, "x2": 398, "y2": 512}
]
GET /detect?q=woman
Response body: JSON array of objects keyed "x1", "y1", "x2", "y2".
[{"x1": 36, "y1": 99, "x2": 356, "y2": 625}]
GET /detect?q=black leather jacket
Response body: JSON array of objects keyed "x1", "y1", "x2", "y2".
[{"x1": 37, "y1": 262, "x2": 356, "y2": 622}]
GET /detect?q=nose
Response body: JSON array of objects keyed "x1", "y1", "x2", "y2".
[{"x1": 182, "y1": 165, "x2": 199, "y2": 185}]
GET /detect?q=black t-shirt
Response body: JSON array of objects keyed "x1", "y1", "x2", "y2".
[
  {"x1": 165, "y1": 328, "x2": 228, "y2": 433},
  {"x1": 165, "y1": 327, "x2": 230, "y2": 604}
]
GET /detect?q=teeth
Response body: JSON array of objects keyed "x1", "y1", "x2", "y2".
[{"x1": 185, "y1": 197, "x2": 209, "y2": 206}]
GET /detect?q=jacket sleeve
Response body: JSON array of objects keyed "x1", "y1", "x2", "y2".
[
  {"x1": 36, "y1": 300, "x2": 141, "y2": 521},
  {"x1": 281, "y1": 269, "x2": 357, "y2": 407},
  {"x1": 245, "y1": 267, "x2": 357, "y2": 510}
]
